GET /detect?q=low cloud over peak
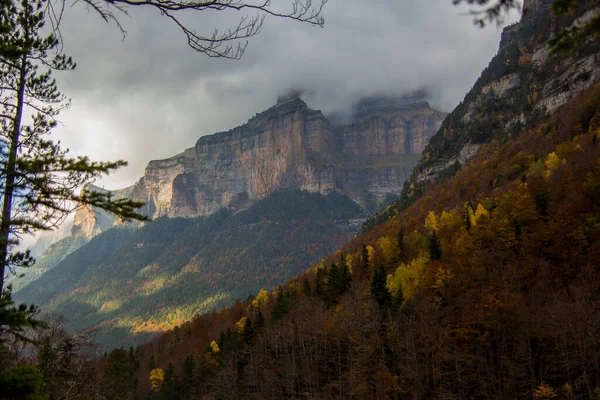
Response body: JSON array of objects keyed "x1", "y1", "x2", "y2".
[{"x1": 51, "y1": 0, "x2": 519, "y2": 190}]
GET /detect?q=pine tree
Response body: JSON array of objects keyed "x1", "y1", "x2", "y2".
[
  {"x1": 428, "y1": 231, "x2": 442, "y2": 261},
  {"x1": 242, "y1": 316, "x2": 254, "y2": 344},
  {"x1": 396, "y1": 225, "x2": 406, "y2": 263},
  {"x1": 464, "y1": 201, "x2": 473, "y2": 232},
  {"x1": 0, "y1": 0, "x2": 146, "y2": 293},
  {"x1": 182, "y1": 355, "x2": 195, "y2": 392},
  {"x1": 271, "y1": 286, "x2": 290, "y2": 321},
  {"x1": 338, "y1": 253, "x2": 351, "y2": 293},
  {"x1": 362, "y1": 244, "x2": 370, "y2": 273},
  {"x1": 371, "y1": 265, "x2": 391, "y2": 308},
  {"x1": 315, "y1": 266, "x2": 325, "y2": 297},
  {"x1": 255, "y1": 308, "x2": 265, "y2": 328},
  {"x1": 326, "y1": 262, "x2": 341, "y2": 303},
  {"x1": 302, "y1": 277, "x2": 312, "y2": 296},
  {"x1": 164, "y1": 362, "x2": 175, "y2": 383}
]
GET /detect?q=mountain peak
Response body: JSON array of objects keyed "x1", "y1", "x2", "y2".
[{"x1": 352, "y1": 96, "x2": 431, "y2": 120}]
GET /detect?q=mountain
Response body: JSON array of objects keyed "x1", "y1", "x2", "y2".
[
  {"x1": 12, "y1": 95, "x2": 445, "y2": 292},
  {"x1": 16, "y1": 190, "x2": 368, "y2": 349},
  {"x1": 125, "y1": 95, "x2": 444, "y2": 220},
  {"x1": 362, "y1": 0, "x2": 600, "y2": 232},
  {"x1": 75, "y1": 3, "x2": 600, "y2": 399}
]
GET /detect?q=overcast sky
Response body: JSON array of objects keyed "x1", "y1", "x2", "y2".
[{"x1": 50, "y1": 0, "x2": 520, "y2": 190}]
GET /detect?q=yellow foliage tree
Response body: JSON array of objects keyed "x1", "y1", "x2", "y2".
[
  {"x1": 150, "y1": 368, "x2": 164, "y2": 392},
  {"x1": 544, "y1": 152, "x2": 561, "y2": 178},
  {"x1": 210, "y1": 340, "x2": 220, "y2": 354},
  {"x1": 424, "y1": 211, "x2": 438, "y2": 232},
  {"x1": 472, "y1": 203, "x2": 489, "y2": 226},
  {"x1": 251, "y1": 288, "x2": 269, "y2": 309},
  {"x1": 387, "y1": 255, "x2": 429, "y2": 300},
  {"x1": 439, "y1": 210, "x2": 455, "y2": 230},
  {"x1": 236, "y1": 316, "x2": 248, "y2": 334},
  {"x1": 431, "y1": 265, "x2": 454, "y2": 303},
  {"x1": 377, "y1": 236, "x2": 396, "y2": 265}
]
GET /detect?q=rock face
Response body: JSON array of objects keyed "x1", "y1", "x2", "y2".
[
  {"x1": 361, "y1": 0, "x2": 600, "y2": 232},
  {"x1": 413, "y1": 0, "x2": 600, "y2": 184},
  {"x1": 94, "y1": 96, "x2": 445, "y2": 223}
]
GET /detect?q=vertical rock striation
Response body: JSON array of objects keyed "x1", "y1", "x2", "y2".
[{"x1": 72, "y1": 95, "x2": 446, "y2": 233}]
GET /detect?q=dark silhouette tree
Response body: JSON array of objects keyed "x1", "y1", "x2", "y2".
[
  {"x1": 428, "y1": 231, "x2": 442, "y2": 261},
  {"x1": 370, "y1": 265, "x2": 391, "y2": 308}
]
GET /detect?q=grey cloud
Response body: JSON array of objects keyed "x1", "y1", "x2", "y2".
[{"x1": 50, "y1": 0, "x2": 519, "y2": 189}]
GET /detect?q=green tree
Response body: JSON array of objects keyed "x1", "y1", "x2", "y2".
[
  {"x1": 164, "y1": 362, "x2": 174, "y2": 383},
  {"x1": 314, "y1": 266, "x2": 325, "y2": 297},
  {"x1": 0, "y1": 0, "x2": 146, "y2": 293},
  {"x1": 0, "y1": 365, "x2": 46, "y2": 400},
  {"x1": 182, "y1": 354, "x2": 195, "y2": 388},
  {"x1": 396, "y1": 225, "x2": 406, "y2": 263},
  {"x1": 464, "y1": 201, "x2": 474, "y2": 232},
  {"x1": 361, "y1": 244, "x2": 370, "y2": 273},
  {"x1": 302, "y1": 277, "x2": 312, "y2": 296},
  {"x1": 271, "y1": 286, "x2": 290, "y2": 321},
  {"x1": 428, "y1": 231, "x2": 442, "y2": 261},
  {"x1": 255, "y1": 308, "x2": 265, "y2": 328},
  {"x1": 371, "y1": 265, "x2": 391, "y2": 308},
  {"x1": 242, "y1": 315, "x2": 254, "y2": 344}
]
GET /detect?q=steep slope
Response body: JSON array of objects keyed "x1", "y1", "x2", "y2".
[
  {"x1": 120, "y1": 76, "x2": 600, "y2": 400},
  {"x1": 16, "y1": 190, "x2": 366, "y2": 349},
  {"x1": 362, "y1": 0, "x2": 600, "y2": 232}
]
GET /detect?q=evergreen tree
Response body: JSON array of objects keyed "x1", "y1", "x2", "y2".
[
  {"x1": 338, "y1": 253, "x2": 351, "y2": 292},
  {"x1": 361, "y1": 244, "x2": 370, "y2": 273},
  {"x1": 242, "y1": 316, "x2": 254, "y2": 344},
  {"x1": 371, "y1": 265, "x2": 391, "y2": 308},
  {"x1": 428, "y1": 231, "x2": 442, "y2": 261},
  {"x1": 164, "y1": 362, "x2": 175, "y2": 383},
  {"x1": 255, "y1": 308, "x2": 265, "y2": 328},
  {"x1": 314, "y1": 266, "x2": 325, "y2": 297},
  {"x1": 326, "y1": 262, "x2": 341, "y2": 303},
  {"x1": 271, "y1": 286, "x2": 290, "y2": 321},
  {"x1": 396, "y1": 225, "x2": 406, "y2": 263},
  {"x1": 0, "y1": 0, "x2": 146, "y2": 293},
  {"x1": 464, "y1": 201, "x2": 473, "y2": 232},
  {"x1": 182, "y1": 355, "x2": 195, "y2": 393},
  {"x1": 302, "y1": 277, "x2": 312, "y2": 296},
  {"x1": 392, "y1": 282, "x2": 404, "y2": 311}
]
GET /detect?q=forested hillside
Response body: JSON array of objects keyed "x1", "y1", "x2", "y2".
[
  {"x1": 16, "y1": 191, "x2": 366, "y2": 349},
  {"x1": 91, "y1": 82, "x2": 600, "y2": 399}
]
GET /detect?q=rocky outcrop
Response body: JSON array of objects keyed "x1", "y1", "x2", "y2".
[
  {"x1": 413, "y1": 0, "x2": 600, "y2": 184},
  {"x1": 362, "y1": 0, "x2": 600, "y2": 232},
  {"x1": 79, "y1": 96, "x2": 445, "y2": 225}
]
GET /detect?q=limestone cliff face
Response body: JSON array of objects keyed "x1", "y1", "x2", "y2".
[
  {"x1": 73, "y1": 96, "x2": 445, "y2": 228},
  {"x1": 414, "y1": 0, "x2": 600, "y2": 184},
  {"x1": 361, "y1": 0, "x2": 600, "y2": 232}
]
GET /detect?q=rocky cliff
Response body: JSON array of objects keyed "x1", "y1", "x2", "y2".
[
  {"x1": 414, "y1": 0, "x2": 600, "y2": 184},
  {"x1": 16, "y1": 95, "x2": 444, "y2": 292},
  {"x1": 362, "y1": 0, "x2": 600, "y2": 232},
  {"x1": 97, "y1": 96, "x2": 446, "y2": 223}
]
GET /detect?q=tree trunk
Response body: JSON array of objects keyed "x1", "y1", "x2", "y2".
[{"x1": 0, "y1": 54, "x2": 26, "y2": 292}]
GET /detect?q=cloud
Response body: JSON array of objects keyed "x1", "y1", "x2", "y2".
[{"x1": 50, "y1": 0, "x2": 520, "y2": 190}]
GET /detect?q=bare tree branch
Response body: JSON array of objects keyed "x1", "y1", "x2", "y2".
[{"x1": 62, "y1": 0, "x2": 327, "y2": 59}]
